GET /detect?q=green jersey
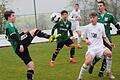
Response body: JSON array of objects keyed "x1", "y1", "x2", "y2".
[
  {"x1": 4, "y1": 22, "x2": 21, "y2": 50},
  {"x1": 97, "y1": 12, "x2": 117, "y2": 41},
  {"x1": 51, "y1": 20, "x2": 73, "y2": 43}
]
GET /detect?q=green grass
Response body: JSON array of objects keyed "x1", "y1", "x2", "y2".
[{"x1": 0, "y1": 36, "x2": 120, "y2": 80}]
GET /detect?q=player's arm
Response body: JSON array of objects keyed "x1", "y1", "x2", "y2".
[
  {"x1": 68, "y1": 11, "x2": 76, "y2": 21},
  {"x1": 102, "y1": 25, "x2": 115, "y2": 48},
  {"x1": 111, "y1": 15, "x2": 120, "y2": 34},
  {"x1": 68, "y1": 22, "x2": 73, "y2": 37},
  {"x1": 82, "y1": 27, "x2": 91, "y2": 45},
  {"x1": 51, "y1": 23, "x2": 58, "y2": 35},
  {"x1": 6, "y1": 28, "x2": 24, "y2": 52}
]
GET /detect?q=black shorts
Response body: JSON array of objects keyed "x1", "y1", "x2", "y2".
[
  {"x1": 20, "y1": 32, "x2": 33, "y2": 47},
  {"x1": 56, "y1": 38, "x2": 73, "y2": 49},
  {"x1": 15, "y1": 32, "x2": 33, "y2": 65}
]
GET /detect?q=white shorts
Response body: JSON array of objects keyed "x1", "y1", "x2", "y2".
[
  {"x1": 71, "y1": 21, "x2": 80, "y2": 31},
  {"x1": 86, "y1": 47, "x2": 109, "y2": 59}
]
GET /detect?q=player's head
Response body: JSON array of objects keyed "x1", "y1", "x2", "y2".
[
  {"x1": 74, "y1": 4, "x2": 79, "y2": 11},
  {"x1": 4, "y1": 10, "x2": 16, "y2": 23},
  {"x1": 61, "y1": 10, "x2": 68, "y2": 21},
  {"x1": 98, "y1": 1, "x2": 107, "y2": 12},
  {"x1": 89, "y1": 12, "x2": 98, "y2": 25}
]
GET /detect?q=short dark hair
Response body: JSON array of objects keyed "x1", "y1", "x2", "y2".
[
  {"x1": 4, "y1": 10, "x2": 15, "y2": 20},
  {"x1": 89, "y1": 12, "x2": 98, "y2": 17},
  {"x1": 61, "y1": 10, "x2": 68, "y2": 15},
  {"x1": 75, "y1": 3, "x2": 79, "y2": 6},
  {"x1": 98, "y1": 1, "x2": 106, "y2": 6}
]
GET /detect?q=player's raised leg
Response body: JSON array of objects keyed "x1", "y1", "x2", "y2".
[{"x1": 28, "y1": 28, "x2": 61, "y2": 42}]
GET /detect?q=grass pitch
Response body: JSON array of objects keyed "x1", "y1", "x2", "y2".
[{"x1": 0, "y1": 36, "x2": 120, "y2": 80}]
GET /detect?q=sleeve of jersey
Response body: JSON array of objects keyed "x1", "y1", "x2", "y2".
[
  {"x1": 6, "y1": 28, "x2": 22, "y2": 45},
  {"x1": 111, "y1": 15, "x2": 117, "y2": 26},
  {"x1": 101, "y1": 24, "x2": 107, "y2": 38},
  {"x1": 68, "y1": 11, "x2": 75, "y2": 21},
  {"x1": 68, "y1": 22, "x2": 73, "y2": 36},
  {"x1": 51, "y1": 23, "x2": 57, "y2": 35}
]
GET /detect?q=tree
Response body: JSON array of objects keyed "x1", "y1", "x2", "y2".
[{"x1": 0, "y1": 0, "x2": 7, "y2": 34}]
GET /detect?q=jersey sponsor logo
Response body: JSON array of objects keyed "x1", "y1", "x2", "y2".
[
  {"x1": 59, "y1": 28, "x2": 68, "y2": 31},
  {"x1": 104, "y1": 17, "x2": 108, "y2": 21},
  {"x1": 21, "y1": 34, "x2": 28, "y2": 40}
]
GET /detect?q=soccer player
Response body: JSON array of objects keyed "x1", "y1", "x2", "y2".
[
  {"x1": 77, "y1": 12, "x2": 115, "y2": 80},
  {"x1": 50, "y1": 10, "x2": 77, "y2": 66},
  {"x1": 69, "y1": 4, "x2": 82, "y2": 48},
  {"x1": 88, "y1": 1, "x2": 120, "y2": 78},
  {"x1": 4, "y1": 10, "x2": 61, "y2": 80}
]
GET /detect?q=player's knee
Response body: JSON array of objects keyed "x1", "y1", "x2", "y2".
[
  {"x1": 70, "y1": 44, "x2": 75, "y2": 48},
  {"x1": 30, "y1": 29, "x2": 41, "y2": 37},
  {"x1": 55, "y1": 48, "x2": 60, "y2": 54},
  {"x1": 85, "y1": 60, "x2": 92, "y2": 65},
  {"x1": 107, "y1": 52, "x2": 112, "y2": 57},
  {"x1": 27, "y1": 61, "x2": 35, "y2": 70},
  {"x1": 106, "y1": 51, "x2": 112, "y2": 57}
]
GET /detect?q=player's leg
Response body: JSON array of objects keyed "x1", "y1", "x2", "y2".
[
  {"x1": 76, "y1": 30, "x2": 82, "y2": 49},
  {"x1": 28, "y1": 28, "x2": 61, "y2": 42},
  {"x1": 88, "y1": 57, "x2": 101, "y2": 74},
  {"x1": 98, "y1": 40, "x2": 112, "y2": 77},
  {"x1": 50, "y1": 42, "x2": 64, "y2": 66},
  {"x1": 103, "y1": 48, "x2": 115, "y2": 79},
  {"x1": 88, "y1": 40, "x2": 112, "y2": 75},
  {"x1": 78, "y1": 53, "x2": 93, "y2": 80},
  {"x1": 15, "y1": 47, "x2": 34, "y2": 80},
  {"x1": 65, "y1": 38, "x2": 77, "y2": 63}
]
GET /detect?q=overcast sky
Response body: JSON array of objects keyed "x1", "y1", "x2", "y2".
[{"x1": 6, "y1": 0, "x2": 69, "y2": 15}]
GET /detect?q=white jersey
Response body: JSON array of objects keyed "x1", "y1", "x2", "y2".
[
  {"x1": 69, "y1": 10, "x2": 81, "y2": 31},
  {"x1": 83, "y1": 23, "x2": 107, "y2": 50}
]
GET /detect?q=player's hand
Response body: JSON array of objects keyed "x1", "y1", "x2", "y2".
[
  {"x1": 75, "y1": 17, "x2": 81, "y2": 21},
  {"x1": 19, "y1": 45, "x2": 24, "y2": 53},
  {"x1": 84, "y1": 39, "x2": 91, "y2": 45},
  {"x1": 110, "y1": 43, "x2": 115, "y2": 48},
  {"x1": 70, "y1": 36, "x2": 75, "y2": 40}
]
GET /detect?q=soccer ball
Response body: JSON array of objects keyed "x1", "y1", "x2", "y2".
[{"x1": 50, "y1": 12, "x2": 61, "y2": 23}]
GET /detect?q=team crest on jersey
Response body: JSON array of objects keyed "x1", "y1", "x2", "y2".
[
  {"x1": 104, "y1": 17, "x2": 108, "y2": 21},
  {"x1": 66, "y1": 24, "x2": 69, "y2": 28},
  {"x1": 91, "y1": 33, "x2": 97, "y2": 38},
  {"x1": 60, "y1": 24, "x2": 63, "y2": 26}
]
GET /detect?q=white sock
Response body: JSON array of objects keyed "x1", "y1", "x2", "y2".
[
  {"x1": 77, "y1": 36, "x2": 81, "y2": 44},
  {"x1": 78, "y1": 63, "x2": 88, "y2": 79},
  {"x1": 106, "y1": 57, "x2": 112, "y2": 73}
]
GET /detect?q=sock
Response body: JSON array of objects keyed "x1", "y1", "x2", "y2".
[
  {"x1": 34, "y1": 29, "x2": 50, "y2": 39},
  {"x1": 51, "y1": 49, "x2": 60, "y2": 61},
  {"x1": 77, "y1": 37, "x2": 81, "y2": 44},
  {"x1": 106, "y1": 57, "x2": 112, "y2": 73},
  {"x1": 100, "y1": 58, "x2": 106, "y2": 72},
  {"x1": 78, "y1": 63, "x2": 88, "y2": 79},
  {"x1": 92, "y1": 57, "x2": 101, "y2": 65},
  {"x1": 70, "y1": 47, "x2": 75, "y2": 58},
  {"x1": 27, "y1": 70, "x2": 34, "y2": 80}
]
